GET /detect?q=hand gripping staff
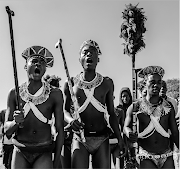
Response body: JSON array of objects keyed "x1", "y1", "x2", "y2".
[
  {"x1": 6, "y1": 6, "x2": 23, "y2": 128},
  {"x1": 55, "y1": 39, "x2": 85, "y2": 142}
]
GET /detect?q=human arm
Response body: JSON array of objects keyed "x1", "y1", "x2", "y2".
[
  {"x1": 175, "y1": 103, "x2": 180, "y2": 130},
  {"x1": 4, "y1": 89, "x2": 24, "y2": 138},
  {"x1": 53, "y1": 89, "x2": 64, "y2": 168},
  {"x1": 0, "y1": 110, "x2": 4, "y2": 126},
  {"x1": 123, "y1": 104, "x2": 138, "y2": 143},
  {"x1": 63, "y1": 81, "x2": 84, "y2": 132},
  {"x1": 176, "y1": 109, "x2": 180, "y2": 130},
  {"x1": 169, "y1": 103, "x2": 179, "y2": 149},
  {"x1": 118, "y1": 108, "x2": 125, "y2": 131}
]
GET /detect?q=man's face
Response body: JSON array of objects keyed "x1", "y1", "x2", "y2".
[
  {"x1": 121, "y1": 91, "x2": 130, "y2": 104},
  {"x1": 146, "y1": 74, "x2": 162, "y2": 96},
  {"x1": 160, "y1": 81, "x2": 167, "y2": 98},
  {"x1": 26, "y1": 56, "x2": 46, "y2": 80},
  {"x1": 79, "y1": 45, "x2": 99, "y2": 70}
]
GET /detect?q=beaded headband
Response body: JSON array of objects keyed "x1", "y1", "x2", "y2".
[
  {"x1": 79, "y1": 39, "x2": 102, "y2": 55},
  {"x1": 22, "y1": 46, "x2": 54, "y2": 67},
  {"x1": 138, "y1": 66, "x2": 165, "y2": 79}
]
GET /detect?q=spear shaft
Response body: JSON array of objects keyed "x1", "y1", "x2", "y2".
[
  {"x1": 55, "y1": 39, "x2": 85, "y2": 142},
  {"x1": 6, "y1": 6, "x2": 20, "y2": 110}
]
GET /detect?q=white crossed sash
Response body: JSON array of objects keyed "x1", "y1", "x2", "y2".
[
  {"x1": 23, "y1": 85, "x2": 53, "y2": 125},
  {"x1": 137, "y1": 108, "x2": 170, "y2": 138},
  {"x1": 77, "y1": 87, "x2": 108, "y2": 115}
]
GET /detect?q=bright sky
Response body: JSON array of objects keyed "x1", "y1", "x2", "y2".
[{"x1": 0, "y1": 0, "x2": 179, "y2": 110}]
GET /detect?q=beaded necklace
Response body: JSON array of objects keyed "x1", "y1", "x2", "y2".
[
  {"x1": 139, "y1": 97, "x2": 171, "y2": 117},
  {"x1": 73, "y1": 72, "x2": 103, "y2": 90},
  {"x1": 19, "y1": 82, "x2": 51, "y2": 105}
]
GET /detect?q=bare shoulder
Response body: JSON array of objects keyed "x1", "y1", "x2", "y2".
[
  {"x1": 126, "y1": 104, "x2": 134, "y2": 116},
  {"x1": 50, "y1": 87, "x2": 63, "y2": 101},
  {"x1": 103, "y1": 76, "x2": 114, "y2": 86}
]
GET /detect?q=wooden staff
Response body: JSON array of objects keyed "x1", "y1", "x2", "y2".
[
  {"x1": 55, "y1": 39, "x2": 85, "y2": 142},
  {"x1": 6, "y1": 6, "x2": 23, "y2": 128}
]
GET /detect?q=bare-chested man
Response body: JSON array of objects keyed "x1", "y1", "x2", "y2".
[
  {"x1": 64, "y1": 40, "x2": 125, "y2": 169},
  {"x1": 124, "y1": 65, "x2": 179, "y2": 169},
  {"x1": 4, "y1": 46, "x2": 64, "y2": 169}
]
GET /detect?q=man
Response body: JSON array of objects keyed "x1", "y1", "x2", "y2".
[
  {"x1": 124, "y1": 65, "x2": 179, "y2": 169},
  {"x1": 0, "y1": 109, "x2": 14, "y2": 169},
  {"x1": 63, "y1": 40, "x2": 125, "y2": 168},
  {"x1": 4, "y1": 46, "x2": 64, "y2": 169}
]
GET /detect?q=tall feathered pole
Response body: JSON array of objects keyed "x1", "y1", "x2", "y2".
[{"x1": 120, "y1": 3, "x2": 147, "y2": 169}]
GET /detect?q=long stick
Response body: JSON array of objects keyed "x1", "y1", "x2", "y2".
[
  {"x1": 6, "y1": 6, "x2": 23, "y2": 128},
  {"x1": 6, "y1": 6, "x2": 20, "y2": 110},
  {"x1": 132, "y1": 54, "x2": 138, "y2": 167},
  {"x1": 55, "y1": 39, "x2": 85, "y2": 142}
]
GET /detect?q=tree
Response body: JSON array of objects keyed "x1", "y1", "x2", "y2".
[{"x1": 166, "y1": 78, "x2": 179, "y2": 101}]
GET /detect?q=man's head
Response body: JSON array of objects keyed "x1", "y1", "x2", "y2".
[
  {"x1": 79, "y1": 40, "x2": 101, "y2": 70},
  {"x1": 160, "y1": 80, "x2": 167, "y2": 98},
  {"x1": 22, "y1": 46, "x2": 54, "y2": 81},
  {"x1": 44, "y1": 74, "x2": 61, "y2": 88},
  {"x1": 138, "y1": 66, "x2": 165, "y2": 96}
]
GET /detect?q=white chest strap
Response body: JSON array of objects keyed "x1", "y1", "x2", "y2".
[
  {"x1": 137, "y1": 113, "x2": 170, "y2": 139},
  {"x1": 23, "y1": 86, "x2": 53, "y2": 125},
  {"x1": 77, "y1": 88, "x2": 108, "y2": 114}
]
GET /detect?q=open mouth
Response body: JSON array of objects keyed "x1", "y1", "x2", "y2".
[
  {"x1": 86, "y1": 58, "x2": 93, "y2": 64},
  {"x1": 34, "y1": 68, "x2": 41, "y2": 75},
  {"x1": 152, "y1": 88, "x2": 159, "y2": 92}
]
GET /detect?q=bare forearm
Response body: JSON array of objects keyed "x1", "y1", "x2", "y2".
[
  {"x1": 64, "y1": 111, "x2": 74, "y2": 124},
  {"x1": 123, "y1": 126, "x2": 132, "y2": 138},
  {"x1": 172, "y1": 133, "x2": 179, "y2": 149},
  {"x1": 4, "y1": 120, "x2": 19, "y2": 138},
  {"x1": 109, "y1": 115, "x2": 123, "y2": 143},
  {"x1": 53, "y1": 131, "x2": 64, "y2": 168}
]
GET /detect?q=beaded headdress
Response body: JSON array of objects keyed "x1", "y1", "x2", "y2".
[
  {"x1": 22, "y1": 46, "x2": 54, "y2": 67},
  {"x1": 138, "y1": 66, "x2": 165, "y2": 79},
  {"x1": 79, "y1": 39, "x2": 102, "y2": 55}
]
